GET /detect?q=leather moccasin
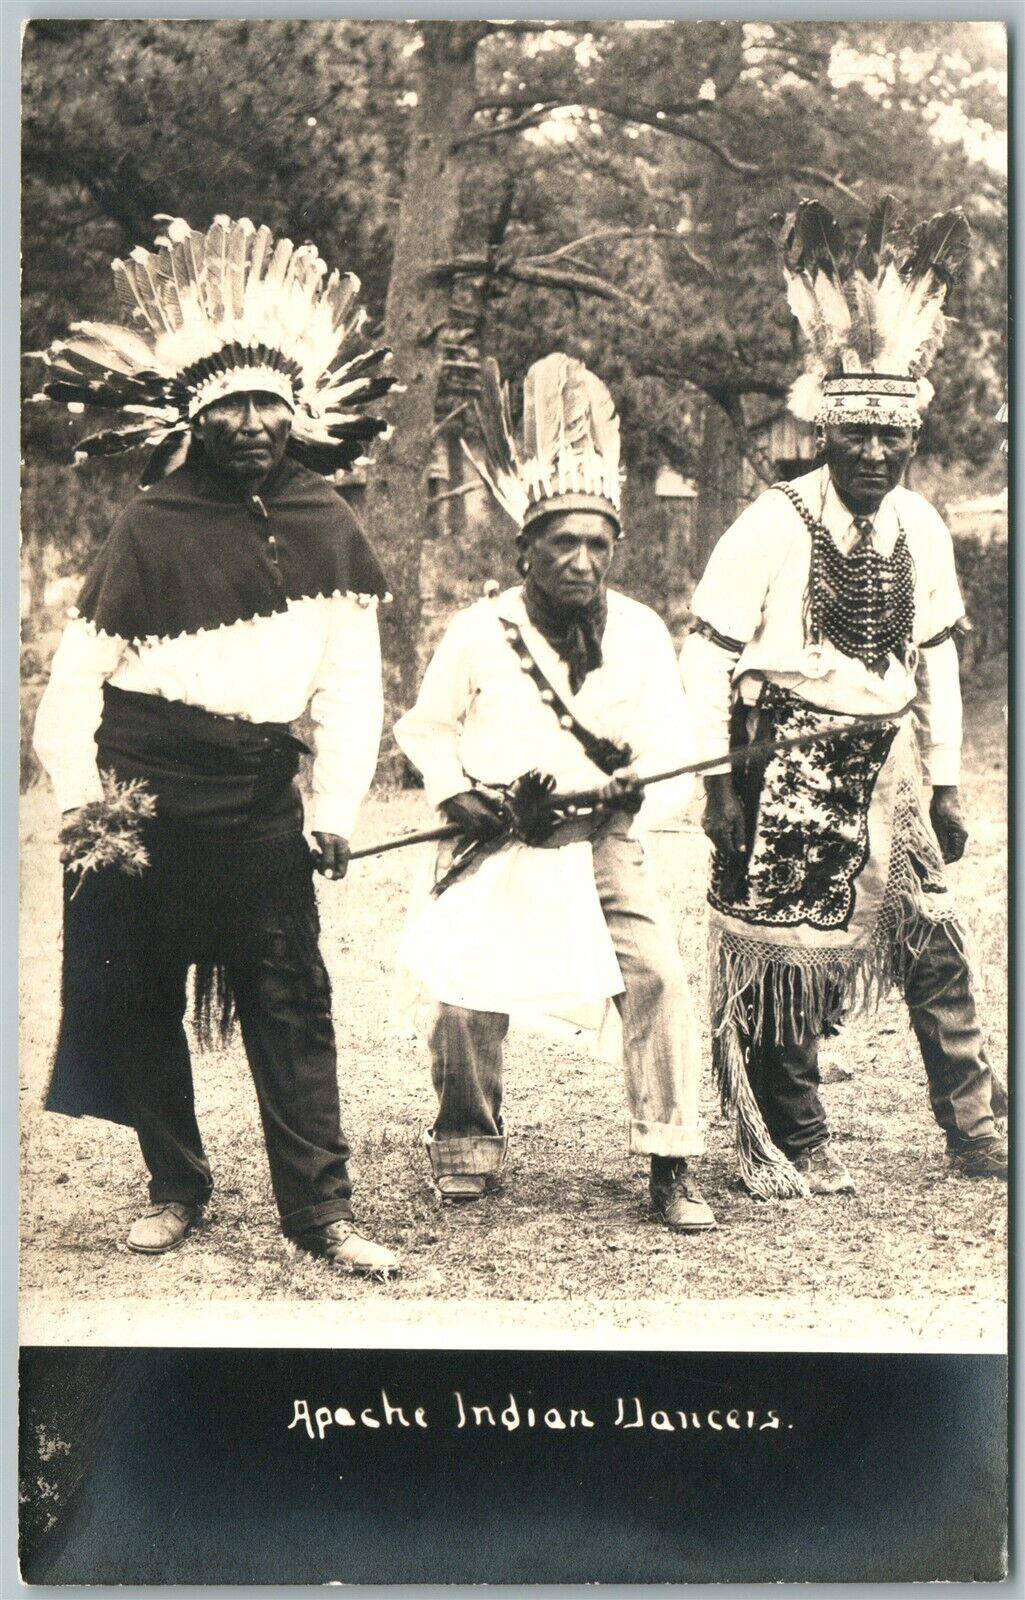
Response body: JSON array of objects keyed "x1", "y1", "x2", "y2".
[
  {"x1": 295, "y1": 1221, "x2": 399, "y2": 1277},
  {"x1": 127, "y1": 1201, "x2": 202, "y2": 1254},
  {"x1": 791, "y1": 1142, "x2": 855, "y2": 1195},
  {"x1": 650, "y1": 1162, "x2": 717, "y2": 1233}
]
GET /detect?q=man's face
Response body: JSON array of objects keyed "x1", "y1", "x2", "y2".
[
  {"x1": 823, "y1": 421, "x2": 916, "y2": 515},
  {"x1": 192, "y1": 390, "x2": 293, "y2": 488},
  {"x1": 525, "y1": 510, "x2": 618, "y2": 609}
]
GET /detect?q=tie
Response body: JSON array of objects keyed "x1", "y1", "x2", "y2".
[{"x1": 851, "y1": 516, "x2": 875, "y2": 553}]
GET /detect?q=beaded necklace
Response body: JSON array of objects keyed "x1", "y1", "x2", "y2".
[{"x1": 774, "y1": 481, "x2": 915, "y2": 667}]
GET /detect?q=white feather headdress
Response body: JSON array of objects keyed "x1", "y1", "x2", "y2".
[
  {"x1": 32, "y1": 216, "x2": 397, "y2": 482},
  {"x1": 777, "y1": 197, "x2": 971, "y2": 427},
  {"x1": 464, "y1": 353, "x2": 622, "y2": 534}
]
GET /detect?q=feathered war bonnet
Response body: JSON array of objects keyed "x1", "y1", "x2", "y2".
[
  {"x1": 777, "y1": 196, "x2": 971, "y2": 430},
  {"x1": 32, "y1": 216, "x2": 397, "y2": 483},
  {"x1": 464, "y1": 353, "x2": 623, "y2": 541}
]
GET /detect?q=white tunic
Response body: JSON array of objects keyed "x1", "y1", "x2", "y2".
[
  {"x1": 392, "y1": 585, "x2": 696, "y2": 1015},
  {"x1": 394, "y1": 585, "x2": 695, "y2": 823},
  {"x1": 680, "y1": 465, "x2": 966, "y2": 783},
  {"x1": 33, "y1": 595, "x2": 384, "y2": 840}
]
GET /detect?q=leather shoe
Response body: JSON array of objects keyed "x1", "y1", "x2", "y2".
[
  {"x1": 127, "y1": 1201, "x2": 202, "y2": 1254},
  {"x1": 791, "y1": 1142, "x2": 855, "y2": 1195},
  {"x1": 295, "y1": 1220, "x2": 399, "y2": 1277},
  {"x1": 649, "y1": 1158, "x2": 717, "y2": 1232},
  {"x1": 948, "y1": 1132, "x2": 1007, "y2": 1179},
  {"x1": 436, "y1": 1174, "x2": 488, "y2": 1204}
]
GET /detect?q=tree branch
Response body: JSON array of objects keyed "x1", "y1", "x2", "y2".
[
  {"x1": 792, "y1": 166, "x2": 865, "y2": 204},
  {"x1": 431, "y1": 400, "x2": 470, "y2": 441},
  {"x1": 472, "y1": 88, "x2": 711, "y2": 118},
  {"x1": 638, "y1": 361, "x2": 788, "y2": 402},
  {"x1": 469, "y1": 91, "x2": 760, "y2": 171},
  {"x1": 529, "y1": 226, "x2": 714, "y2": 277},
  {"x1": 454, "y1": 107, "x2": 551, "y2": 149},
  {"x1": 430, "y1": 480, "x2": 479, "y2": 506},
  {"x1": 427, "y1": 250, "x2": 631, "y2": 304},
  {"x1": 502, "y1": 260, "x2": 629, "y2": 301}
]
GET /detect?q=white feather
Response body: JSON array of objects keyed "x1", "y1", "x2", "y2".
[
  {"x1": 787, "y1": 371, "x2": 825, "y2": 423},
  {"x1": 44, "y1": 214, "x2": 397, "y2": 476},
  {"x1": 878, "y1": 281, "x2": 947, "y2": 374}
]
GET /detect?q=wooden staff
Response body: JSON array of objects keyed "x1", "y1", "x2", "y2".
[{"x1": 349, "y1": 703, "x2": 914, "y2": 863}]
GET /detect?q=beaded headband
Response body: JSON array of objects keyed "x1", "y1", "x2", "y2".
[{"x1": 819, "y1": 373, "x2": 927, "y2": 429}]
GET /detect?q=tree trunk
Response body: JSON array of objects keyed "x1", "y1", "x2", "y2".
[
  {"x1": 363, "y1": 22, "x2": 484, "y2": 752},
  {"x1": 691, "y1": 38, "x2": 745, "y2": 574},
  {"x1": 693, "y1": 399, "x2": 740, "y2": 570}
]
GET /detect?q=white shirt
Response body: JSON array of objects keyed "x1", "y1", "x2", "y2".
[
  {"x1": 33, "y1": 594, "x2": 384, "y2": 838},
  {"x1": 393, "y1": 585, "x2": 695, "y2": 826},
  {"x1": 680, "y1": 465, "x2": 966, "y2": 784}
]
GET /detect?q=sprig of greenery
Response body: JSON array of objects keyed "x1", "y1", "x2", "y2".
[{"x1": 60, "y1": 775, "x2": 157, "y2": 896}]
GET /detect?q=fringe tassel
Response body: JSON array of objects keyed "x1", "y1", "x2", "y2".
[
  {"x1": 707, "y1": 786, "x2": 965, "y2": 1199},
  {"x1": 711, "y1": 1021, "x2": 810, "y2": 1200},
  {"x1": 192, "y1": 962, "x2": 237, "y2": 1049}
]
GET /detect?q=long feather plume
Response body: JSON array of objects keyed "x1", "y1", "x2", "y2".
[
  {"x1": 32, "y1": 214, "x2": 398, "y2": 479},
  {"x1": 463, "y1": 357, "x2": 528, "y2": 525},
  {"x1": 522, "y1": 352, "x2": 568, "y2": 496},
  {"x1": 466, "y1": 352, "x2": 621, "y2": 529},
  {"x1": 126, "y1": 249, "x2": 174, "y2": 335},
  {"x1": 202, "y1": 215, "x2": 229, "y2": 324},
  {"x1": 779, "y1": 195, "x2": 971, "y2": 421}
]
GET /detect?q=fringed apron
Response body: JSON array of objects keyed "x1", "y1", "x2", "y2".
[{"x1": 709, "y1": 681, "x2": 965, "y2": 1199}]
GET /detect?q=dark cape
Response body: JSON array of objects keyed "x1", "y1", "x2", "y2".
[
  {"x1": 73, "y1": 450, "x2": 388, "y2": 644},
  {"x1": 47, "y1": 451, "x2": 386, "y2": 1125}
]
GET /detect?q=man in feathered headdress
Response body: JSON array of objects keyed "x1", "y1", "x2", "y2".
[
  {"x1": 681, "y1": 198, "x2": 1007, "y2": 1200},
  {"x1": 32, "y1": 216, "x2": 400, "y2": 1273},
  {"x1": 392, "y1": 353, "x2": 716, "y2": 1232}
]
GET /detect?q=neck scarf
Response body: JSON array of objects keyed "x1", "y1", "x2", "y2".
[{"x1": 523, "y1": 577, "x2": 608, "y2": 695}]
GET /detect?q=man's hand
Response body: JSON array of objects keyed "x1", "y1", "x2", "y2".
[
  {"x1": 312, "y1": 832, "x2": 351, "y2": 881},
  {"x1": 930, "y1": 786, "x2": 968, "y2": 864},
  {"x1": 702, "y1": 773, "x2": 746, "y2": 858},
  {"x1": 440, "y1": 789, "x2": 507, "y2": 841},
  {"x1": 595, "y1": 765, "x2": 644, "y2": 815}
]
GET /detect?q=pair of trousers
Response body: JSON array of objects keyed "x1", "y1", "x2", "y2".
[
  {"x1": 425, "y1": 829, "x2": 704, "y2": 1175},
  {"x1": 118, "y1": 923, "x2": 354, "y2": 1235},
  {"x1": 742, "y1": 914, "x2": 1003, "y2": 1158},
  {"x1": 50, "y1": 698, "x2": 355, "y2": 1235}
]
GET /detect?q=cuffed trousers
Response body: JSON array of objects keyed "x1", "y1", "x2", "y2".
[
  {"x1": 426, "y1": 830, "x2": 704, "y2": 1176},
  {"x1": 742, "y1": 915, "x2": 1004, "y2": 1158}
]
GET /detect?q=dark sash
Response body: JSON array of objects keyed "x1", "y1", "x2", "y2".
[{"x1": 97, "y1": 684, "x2": 310, "y2": 835}]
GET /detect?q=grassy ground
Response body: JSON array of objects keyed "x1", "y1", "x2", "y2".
[{"x1": 19, "y1": 662, "x2": 1007, "y2": 1344}]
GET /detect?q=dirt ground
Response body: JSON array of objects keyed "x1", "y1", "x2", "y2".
[{"x1": 19, "y1": 663, "x2": 1007, "y2": 1348}]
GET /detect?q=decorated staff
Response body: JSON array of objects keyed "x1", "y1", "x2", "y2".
[
  {"x1": 392, "y1": 353, "x2": 717, "y2": 1233},
  {"x1": 32, "y1": 216, "x2": 400, "y2": 1275},
  {"x1": 349, "y1": 708, "x2": 917, "y2": 865},
  {"x1": 681, "y1": 196, "x2": 1007, "y2": 1200}
]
